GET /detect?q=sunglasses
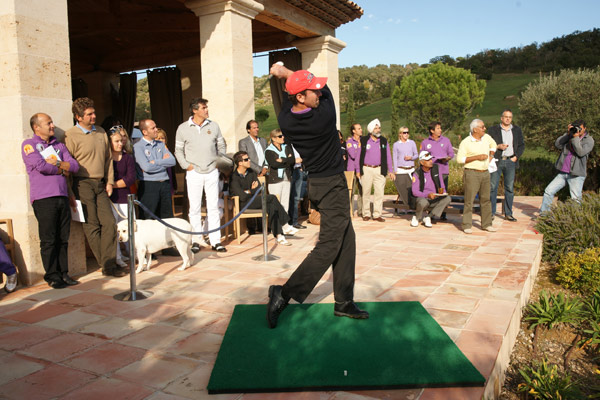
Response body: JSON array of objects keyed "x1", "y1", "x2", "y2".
[
  {"x1": 276, "y1": 134, "x2": 284, "y2": 138},
  {"x1": 401, "y1": 131, "x2": 409, "y2": 134},
  {"x1": 242, "y1": 158, "x2": 250, "y2": 162},
  {"x1": 109, "y1": 125, "x2": 123, "y2": 133}
]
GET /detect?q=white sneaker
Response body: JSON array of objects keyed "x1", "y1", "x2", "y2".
[
  {"x1": 484, "y1": 226, "x2": 497, "y2": 232},
  {"x1": 464, "y1": 228, "x2": 473, "y2": 234},
  {"x1": 410, "y1": 216, "x2": 419, "y2": 227},
  {"x1": 423, "y1": 216, "x2": 432, "y2": 228},
  {"x1": 4, "y1": 273, "x2": 17, "y2": 293},
  {"x1": 277, "y1": 234, "x2": 292, "y2": 246},
  {"x1": 282, "y1": 224, "x2": 298, "y2": 236}
]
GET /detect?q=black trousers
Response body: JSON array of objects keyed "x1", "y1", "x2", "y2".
[
  {"x1": 244, "y1": 194, "x2": 289, "y2": 238},
  {"x1": 32, "y1": 196, "x2": 71, "y2": 283},
  {"x1": 283, "y1": 173, "x2": 355, "y2": 303},
  {"x1": 138, "y1": 180, "x2": 173, "y2": 219}
]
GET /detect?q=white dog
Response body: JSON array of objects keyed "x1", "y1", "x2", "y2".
[{"x1": 117, "y1": 218, "x2": 194, "y2": 272}]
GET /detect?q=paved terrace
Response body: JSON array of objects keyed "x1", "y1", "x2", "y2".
[{"x1": 0, "y1": 196, "x2": 543, "y2": 400}]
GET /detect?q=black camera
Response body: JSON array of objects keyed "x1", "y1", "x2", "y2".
[{"x1": 569, "y1": 125, "x2": 581, "y2": 135}]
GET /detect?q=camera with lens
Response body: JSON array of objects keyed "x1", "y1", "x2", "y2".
[{"x1": 569, "y1": 125, "x2": 581, "y2": 135}]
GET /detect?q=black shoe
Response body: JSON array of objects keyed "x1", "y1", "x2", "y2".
[
  {"x1": 48, "y1": 280, "x2": 68, "y2": 289},
  {"x1": 212, "y1": 243, "x2": 227, "y2": 253},
  {"x1": 267, "y1": 285, "x2": 289, "y2": 329},
  {"x1": 334, "y1": 301, "x2": 369, "y2": 319},
  {"x1": 506, "y1": 215, "x2": 517, "y2": 222},
  {"x1": 293, "y1": 223, "x2": 307, "y2": 229},
  {"x1": 151, "y1": 253, "x2": 158, "y2": 260},
  {"x1": 440, "y1": 212, "x2": 447, "y2": 221},
  {"x1": 62, "y1": 275, "x2": 80, "y2": 286},
  {"x1": 191, "y1": 242, "x2": 201, "y2": 254},
  {"x1": 102, "y1": 268, "x2": 127, "y2": 277},
  {"x1": 162, "y1": 247, "x2": 180, "y2": 256},
  {"x1": 247, "y1": 228, "x2": 257, "y2": 235}
]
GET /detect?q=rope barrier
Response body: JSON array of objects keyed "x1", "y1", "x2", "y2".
[{"x1": 133, "y1": 185, "x2": 265, "y2": 235}]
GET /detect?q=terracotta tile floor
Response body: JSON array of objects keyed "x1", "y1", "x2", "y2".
[{"x1": 0, "y1": 196, "x2": 543, "y2": 400}]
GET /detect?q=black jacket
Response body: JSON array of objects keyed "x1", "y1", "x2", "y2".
[
  {"x1": 359, "y1": 135, "x2": 390, "y2": 176},
  {"x1": 488, "y1": 124, "x2": 525, "y2": 168},
  {"x1": 265, "y1": 144, "x2": 294, "y2": 184}
]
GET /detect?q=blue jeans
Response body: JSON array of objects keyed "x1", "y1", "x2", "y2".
[
  {"x1": 490, "y1": 159, "x2": 516, "y2": 217},
  {"x1": 540, "y1": 172, "x2": 585, "y2": 213},
  {"x1": 288, "y1": 168, "x2": 307, "y2": 225}
]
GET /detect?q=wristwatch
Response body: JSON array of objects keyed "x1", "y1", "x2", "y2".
[{"x1": 55, "y1": 160, "x2": 61, "y2": 168}]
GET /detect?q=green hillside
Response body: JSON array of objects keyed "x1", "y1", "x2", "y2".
[{"x1": 254, "y1": 73, "x2": 540, "y2": 139}]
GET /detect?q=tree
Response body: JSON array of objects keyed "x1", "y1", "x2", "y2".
[
  {"x1": 519, "y1": 68, "x2": 600, "y2": 188},
  {"x1": 255, "y1": 108, "x2": 269, "y2": 124},
  {"x1": 346, "y1": 81, "x2": 356, "y2": 136},
  {"x1": 397, "y1": 62, "x2": 486, "y2": 134},
  {"x1": 135, "y1": 77, "x2": 151, "y2": 121},
  {"x1": 390, "y1": 84, "x2": 400, "y2": 136}
]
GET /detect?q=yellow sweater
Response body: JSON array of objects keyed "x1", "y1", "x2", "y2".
[
  {"x1": 64, "y1": 125, "x2": 114, "y2": 185},
  {"x1": 457, "y1": 133, "x2": 497, "y2": 170}
]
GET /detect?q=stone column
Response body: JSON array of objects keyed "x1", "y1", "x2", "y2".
[
  {"x1": 175, "y1": 56, "x2": 203, "y2": 122},
  {"x1": 0, "y1": 0, "x2": 86, "y2": 285},
  {"x1": 293, "y1": 36, "x2": 346, "y2": 128},
  {"x1": 185, "y1": 0, "x2": 263, "y2": 152}
]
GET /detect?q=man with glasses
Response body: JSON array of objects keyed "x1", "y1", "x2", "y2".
[
  {"x1": 175, "y1": 98, "x2": 228, "y2": 253},
  {"x1": 230, "y1": 151, "x2": 296, "y2": 246},
  {"x1": 456, "y1": 119, "x2": 498, "y2": 234},
  {"x1": 420, "y1": 122, "x2": 454, "y2": 220},
  {"x1": 488, "y1": 109, "x2": 525, "y2": 222},
  {"x1": 265, "y1": 65, "x2": 369, "y2": 329}
]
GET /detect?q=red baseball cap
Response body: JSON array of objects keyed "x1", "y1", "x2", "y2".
[{"x1": 285, "y1": 70, "x2": 328, "y2": 95}]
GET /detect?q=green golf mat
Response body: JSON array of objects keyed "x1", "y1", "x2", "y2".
[{"x1": 207, "y1": 301, "x2": 485, "y2": 394}]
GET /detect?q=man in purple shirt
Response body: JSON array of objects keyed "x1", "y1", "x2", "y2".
[
  {"x1": 346, "y1": 123, "x2": 363, "y2": 217},
  {"x1": 411, "y1": 151, "x2": 451, "y2": 228},
  {"x1": 22, "y1": 113, "x2": 81, "y2": 288},
  {"x1": 358, "y1": 119, "x2": 394, "y2": 222},
  {"x1": 420, "y1": 122, "x2": 454, "y2": 220}
]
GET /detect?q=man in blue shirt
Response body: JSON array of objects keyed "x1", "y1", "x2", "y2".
[{"x1": 134, "y1": 119, "x2": 176, "y2": 220}]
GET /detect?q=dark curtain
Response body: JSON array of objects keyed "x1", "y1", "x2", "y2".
[
  {"x1": 147, "y1": 67, "x2": 183, "y2": 154},
  {"x1": 71, "y1": 78, "x2": 88, "y2": 100},
  {"x1": 119, "y1": 72, "x2": 137, "y2": 138},
  {"x1": 268, "y1": 49, "x2": 302, "y2": 116}
]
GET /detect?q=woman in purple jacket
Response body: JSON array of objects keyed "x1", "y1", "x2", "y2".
[{"x1": 109, "y1": 130, "x2": 136, "y2": 267}]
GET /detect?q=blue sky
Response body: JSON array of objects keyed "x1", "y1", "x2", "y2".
[{"x1": 253, "y1": 0, "x2": 599, "y2": 75}]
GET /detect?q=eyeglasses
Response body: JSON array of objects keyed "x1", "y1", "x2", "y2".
[
  {"x1": 401, "y1": 131, "x2": 409, "y2": 134},
  {"x1": 242, "y1": 158, "x2": 250, "y2": 162},
  {"x1": 276, "y1": 135, "x2": 284, "y2": 138},
  {"x1": 109, "y1": 125, "x2": 123, "y2": 133}
]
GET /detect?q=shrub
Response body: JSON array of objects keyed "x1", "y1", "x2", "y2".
[
  {"x1": 524, "y1": 290, "x2": 583, "y2": 330},
  {"x1": 535, "y1": 193, "x2": 600, "y2": 263},
  {"x1": 556, "y1": 248, "x2": 600, "y2": 294},
  {"x1": 582, "y1": 289, "x2": 600, "y2": 323},
  {"x1": 517, "y1": 359, "x2": 583, "y2": 399}
]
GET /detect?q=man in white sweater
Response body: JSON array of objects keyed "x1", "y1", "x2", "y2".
[{"x1": 175, "y1": 98, "x2": 227, "y2": 253}]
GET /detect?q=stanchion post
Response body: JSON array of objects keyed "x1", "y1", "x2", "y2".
[
  {"x1": 127, "y1": 194, "x2": 137, "y2": 300},
  {"x1": 261, "y1": 184, "x2": 269, "y2": 261}
]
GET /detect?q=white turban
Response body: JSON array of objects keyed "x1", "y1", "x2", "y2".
[{"x1": 367, "y1": 119, "x2": 381, "y2": 134}]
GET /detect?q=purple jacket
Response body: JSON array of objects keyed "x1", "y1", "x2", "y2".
[
  {"x1": 346, "y1": 136, "x2": 361, "y2": 173},
  {"x1": 22, "y1": 135, "x2": 79, "y2": 202},
  {"x1": 420, "y1": 135, "x2": 454, "y2": 175},
  {"x1": 110, "y1": 153, "x2": 136, "y2": 204}
]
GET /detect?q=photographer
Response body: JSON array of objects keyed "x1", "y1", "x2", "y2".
[{"x1": 539, "y1": 120, "x2": 594, "y2": 213}]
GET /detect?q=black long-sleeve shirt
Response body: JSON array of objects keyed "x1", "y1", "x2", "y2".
[{"x1": 277, "y1": 85, "x2": 345, "y2": 178}]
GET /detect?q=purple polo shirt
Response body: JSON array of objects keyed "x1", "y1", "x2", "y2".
[
  {"x1": 363, "y1": 137, "x2": 393, "y2": 173},
  {"x1": 110, "y1": 153, "x2": 136, "y2": 204},
  {"x1": 411, "y1": 169, "x2": 446, "y2": 198},
  {"x1": 346, "y1": 136, "x2": 361, "y2": 173},
  {"x1": 22, "y1": 135, "x2": 79, "y2": 203},
  {"x1": 420, "y1": 135, "x2": 454, "y2": 175},
  {"x1": 393, "y1": 140, "x2": 418, "y2": 170}
]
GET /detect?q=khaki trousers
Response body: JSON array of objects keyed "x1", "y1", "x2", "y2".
[
  {"x1": 361, "y1": 166, "x2": 386, "y2": 218},
  {"x1": 462, "y1": 169, "x2": 492, "y2": 230}
]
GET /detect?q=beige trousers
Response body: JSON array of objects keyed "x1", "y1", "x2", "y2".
[{"x1": 361, "y1": 166, "x2": 386, "y2": 218}]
